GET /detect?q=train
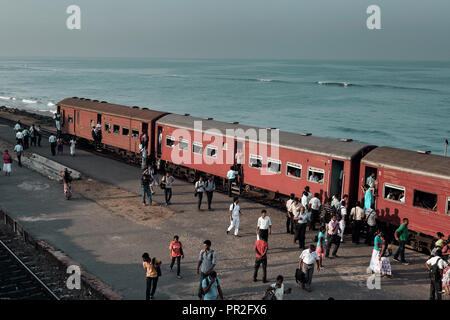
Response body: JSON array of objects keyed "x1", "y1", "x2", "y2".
[{"x1": 57, "y1": 97, "x2": 450, "y2": 252}]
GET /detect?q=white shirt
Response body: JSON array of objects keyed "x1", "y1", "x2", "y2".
[
  {"x1": 400, "y1": 196, "x2": 405, "y2": 203},
  {"x1": 286, "y1": 199, "x2": 294, "y2": 212},
  {"x1": 14, "y1": 144, "x2": 23, "y2": 153},
  {"x1": 49, "y1": 135, "x2": 56, "y2": 143},
  {"x1": 271, "y1": 283, "x2": 285, "y2": 300},
  {"x1": 300, "y1": 249, "x2": 319, "y2": 265},
  {"x1": 301, "y1": 195, "x2": 309, "y2": 208},
  {"x1": 257, "y1": 216, "x2": 272, "y2": 230},
  {"x1": 426, "y1": 256, "x2": 448, "y2": 270},
  {"x1": 340, "y1": 206, "x2": 347, "y2": 217},
  {"x1": 229, "y1": 203, "x2": 240, "y2": 218},
  {"x1": 309, "y1": 197, "x2": 321, "y2": 210},
  {"x1": 309, "y1": 175, "x2": 319, "y2": 182},
  {"x1": 195, "y1": 181, "x2": 205, "y2": 192},
  {"x1": 235, "y1": 152, "x2": 243, "y2": 164},
  {"x1": 14, "y1": 123, "x2": 21, "y2": 131},
  {"x1": 16, "y1": 131, "x2": 23, "y2": 139}
]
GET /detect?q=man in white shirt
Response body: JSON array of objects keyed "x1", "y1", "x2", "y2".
[
  {"x1": 204, "y1": 176, "x2": 216, "y2": 211},
  {"x1": 14, "y1": 121, "x2": 21, "y2": 133},
  {"x1": 256, "y1": 209, "x2": 272, "y2": 241},
  {"x1": 425, "y1": 249, "x2": 448, "y2": 300},
  {"x1": 226, "y1": 166, "x2": 238, "y2": 197},
  {"x1": 309, "y1": 172, "x2": 319, "y2": 182},
  {"x1": 49, "y1": 134, "x2": 57, "y2": 156},
  {"x1": 161, "y1": 172, "x2": 175, "y2": 205},
  {"x1": 14, "y1": 143, "x2": 23, "y2": 167},
  {"x1": 227, "y1": 197, "x2": 241, "y2": 237},
  {"x1": 293, "y1": 206, "x2": 308, "y2": 249},
  {"x1": 195, "y1": 176, "x2": 205, "y2": 211},
  {"x1": 16, "y1": 130, "x2": 24, "y2": 146},
  {"x1": 286, "y1": 193, "x2": 295, "y2": 234},
  {"x1": 298, "y1": 244, "x2": 320, "y2": 292},
  {"x1": 235, "y1": 149, "x2": 243, "y2": 181},
  {"x1": 350, "y1": 201, "x2": 365, "y2": 244},
  {"x1": 338, "y1": 201, "x2": 347, "y2": 243},
  {"x1": 266, "y1": 275, "x2": 291, "y2": 300},
  {"x1": 309, "y1": 193, "x2": 321, "y2": 231}
]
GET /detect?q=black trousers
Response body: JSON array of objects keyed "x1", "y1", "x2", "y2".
[
  {"x1": 197, "y1": 192, "x2": 203, "y2": 209},
  {"x1": 164, "y1": 188, "x2": 172, "y2": 204},
  {"x1": 170, "y1": 256, "x2": 181, "y2": 276},
  {"x1": 295, "y1": 223, "x2": 307, "y2": 248},
  {"x1": 146, "y1": 277, "x2": 158, "y2": 300},
  {"x1": 254, "y1": 258, "x2": 267, "y2": 281},
  {"x1": 429, "y1": 279, "x2": 442, "y2": 300},
  {"x1": 17, "y1": 153, "x2": 22, "y2": 167},
  {"x1": 366, "y1": 225, "x2": 376, "y2": 245},
  {"x1": 259, "y1": 229, "x2": 269, "y2": 242},
  {"x1": 286, "y1": 213, "x2": 294, "y2": 233},
  {"x1": 50, "y1": 142, "x2": 56, "y2": 156},
  {"x1": 30, "y1": 137, "x2": 37, "y2": 147},
  {"x1": 227, "y1": 178, "x2": 235, "y2": 197},
  {"x1": 309, "y1": 209, "x2": 319, "y2": 230},
  {"x1": 326, "y1": 234, "x2": 340, "y2": 257},
  {"x1": 352, "y1": 220, "x2": 362, "y2": 243},
  {"x1": 206, "y1": 191, "x2": 214, "y2": 209},
  {"x1": 23, "y1": 136, "x2": 29, "y2": 149},
  {"x1": 37, "y1": 135, "x2": 41, "y2": 147}
]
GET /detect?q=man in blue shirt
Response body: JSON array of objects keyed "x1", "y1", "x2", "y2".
[
  {"x1": 226, "y1": 166, "x2": 238, "y2": 197},
  {"x1": 202, "y1": 271, "x2": 223, "y2": 300}
]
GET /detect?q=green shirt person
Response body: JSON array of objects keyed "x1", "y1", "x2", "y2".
[{"x1": 393, "y1": 218, "x2": 409, "y2": 265}]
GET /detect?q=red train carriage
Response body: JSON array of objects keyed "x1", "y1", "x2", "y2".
[
  {"x1": 359, "y1": 147, "x2": 450, "y2": 252},
  {"x1": 155, "y1": 113, "x2": 375, "y2": 202},
  {"x1": 58, "y1": 98, "x2": 168, "y2": 159}
]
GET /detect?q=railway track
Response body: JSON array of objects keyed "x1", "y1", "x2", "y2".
[{"x1": 0, "y1": 237, "x2": 59, "y2": 300}]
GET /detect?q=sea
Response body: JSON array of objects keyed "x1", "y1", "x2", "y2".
[{"x1": 1, "y1": 57, "x2": 449, "y2": 154}]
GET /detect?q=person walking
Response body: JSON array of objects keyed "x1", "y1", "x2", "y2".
[
  {"x1": 161, "y1": 172, "x2": 174, "y2": 205},
  {"x1": 69, "y1": 137, "x2": 76, "y2": 156},
  {"x1": 205, "y1": 176, "x2": 216, "y2": 210},
  {"x1": 36, "y1": 125, "x2": 42, "y2": 147},
  {"x1": 293, "y1": 206, "x2": 308, "y2": 249},
  {"x1": 393, "y1": 218, "x2": 409, "y2": 265},
  {"x1": 350, "y1": 201, "x2": 365, "y2": 244},
  {"x1": 201, "y1": 271, "x2": 223, "y2": 300},
  {"x1": 325, "y1": 215, "x2": 341, "y2": 258},
  {"x1": 256, "y1": 209, "x2": 272, "y2": 241},
  {"x1": 29, "y1": 124, "x2": 37, "y2": 147},
  {"x1": 377, "y1": 233, "x2": 392, "y2": 278},
  {"x1": 299, "y1": 244, "x2": 321, "y2": 292},
  {"x1": 49, "y1": 134, "x2": 57, "y2": 156},
  {"x1": 197, "y1": 240, "x2": 216, "y2": 299},
  {"x1": 141, "y1": 168, "x2": 153, "y2": 206},
  {"x1": 169, "y1": 235, "x2": 184, "y2": 279},
  {"x1": 369, "y1": 231, "x2": 383, "y2": 274},
  {"x1": 265, "y1": 275, "x2": 291, "y2": 300},
  {"x1": 426, "y1": 249, "x2": 448, "y2": 300},
  {"x1": 338, "y1": 201, "x2": 347, "y2": 243},
  {"x1": 147, "y1": 165, "x2": 156, "y2": 195},
  {"x1": 309, "y1": 193, "x2": 321, "y2": 231},
  {"x1": 2, "y1": 150, "x2": 12, "y2": 176},
  {"x1": 14, "y1": 120, "x2": 21, "y2": 134},
  {"x1": 227, "y1": 197, "x2": 241, "y2": 237},
  {"x1": 13, "y1": 143, "x2": 23, "y2": 167},
  {"x1": 254, "y1": 237, "x2": 268, "y2": 283},
  {"x1": 226, "y1": 166, "x2": 238, "y2": 197},
  {"x1": 365, "y1": 208, "x2": 377, "y2": 246},
  {"x1": 194, "y1": 176, "x2": 205, "y2": 210},
  {"x1": 286, "y1": 193, "x2": 295, "y2": 234},
  {"x1": 22, "y1": 127, "x2": 29, "y2": 150},
  {"x1": 142, "y1": 252, "x2": 161, "y2": 300},
  {"x1": 16, "y1": 129, "x2": 23, "y2": 146},
  {"x1": 316, "y1": 226, "x2": 326, "y2": 268}
]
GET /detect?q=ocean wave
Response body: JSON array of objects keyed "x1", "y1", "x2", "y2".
[
  {"x1": 47, "y1": 102, "x2": 55, "y2": 107},
  {"x1": 317, "y1": 81, "x2": 353, "y2": 87},
  {"x1": 212, "y1": 77, "x2": 290, "y2": 84},
  {"x1": 0, "y1": 96, "x2": 13, "y2": 100},
  {"x1": 22, "y1": 99, "x2": 37, "y2": 104},
  {"x1": 368, "y1": 84, "x2": 437, "y2": 92}
]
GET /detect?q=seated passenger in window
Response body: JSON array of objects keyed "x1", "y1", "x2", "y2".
[
  {"x1": 399, "y1": 192, "x2": 405, "y2": 203},
  {"x1": 309, "y1": 172, "x2": 319, "y2": 182},
  {"x1": 387, "y1": 191, "x2": 395, "y2": 200},
  {"x1": 414, "y1": 196, "x2": 424, "y2": 208}
]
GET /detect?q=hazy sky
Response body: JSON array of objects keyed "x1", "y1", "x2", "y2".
[{"x1": 1, "y1": 0, "x2": 449, "y2": 60}]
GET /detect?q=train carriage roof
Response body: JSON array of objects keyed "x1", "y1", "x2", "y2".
[
  {"x1": 58, "y1": 98, "x2": 168, "y2": 122},
  {"x1": 362, "y1": 146, "x2": 450, "y2": 180},
  {"x1": 157, "y1": 114, "x2": 374, "y2": 160}
]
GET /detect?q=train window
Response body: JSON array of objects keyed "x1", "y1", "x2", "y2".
[
  {"x1": 178, "y1": 139, "x2": 189, "y2": 151},
  {"x1": 447, "y1": 197, "x2": 450, "y2": 215},
  {"x1": 77, "y1": 111, "x2": 80, "y2": 124},
  {"x1": 383, "y1": 183, "x2": 405, "y2": 203},
  {"x1": 131, "y1": 129, "x2": 139, "y2": 138},
  {"x1": 104, "y1": 123, "x2": 111, "y2": 133},
  {"x1": 286, "y1": 162, "x2": 302, "y2": 179},
  {"x1": 122, "y1": 127, "x2": 129, "y2": 136},
  {"x1": 193, "y1": 142, "x2": 203, "y2": 154},
  {"x1": 113, "y1": 125, "x2": 120, "y2": 134},
  {"x1": 206, "y1": 145, "x2": 217, "y2": 158},
  {"x1": 413, "y1": 190, "x2": 437, "y2": 211},
  {"x1": 90, "y1": 120, "x2": 96, "y2": 128},
  {"x1": 267, "y1": 158, "x2": 281, "y2": 174},
  {"x1": 68, "y1": 115, "x2": 73, "y2": 123},
  {"x1": 308, "y1": 167, "x2": 324, "y2": 184},
  {"x1": 165, "y1": 136, "x2": 175, "y2": 148},
  {"x1": 249, "y1": 154, "x2": 262, "y2": 169}
]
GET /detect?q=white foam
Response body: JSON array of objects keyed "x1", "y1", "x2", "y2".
[
  {"x1": 22, "y1": 99, "x2": 37, "y2": 104},
  {"x1": 47, "y1": 102, "x2": 55, "y2": 107},
  {"x1": 258, "y1": 78, "x2": 273, "y2": 82},
  {"x1": 0, "y1": 96, "x2": 11, "y2": 100}
]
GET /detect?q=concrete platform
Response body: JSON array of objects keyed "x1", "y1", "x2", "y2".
[{"x1": 0, "y1": 123, "x2": 433, "y2": 300}]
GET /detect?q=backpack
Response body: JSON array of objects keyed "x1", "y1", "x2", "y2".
[{"x1": 429, "y1": 258, "x2": 442, "y2": 281}]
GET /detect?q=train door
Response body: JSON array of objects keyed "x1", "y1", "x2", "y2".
[
  {"x1": 330, "y1": 160, "x2": 344, "y2": 198},
  {"x1": 97, "y1": 113, "x2": 102, "y2": 124},
  {"x1": 73, "y1": 110, "x2": 76, "y2": 133},
  {"x1": 235, "y1": 140, "x2": 244, "y2": 185},
  {"x1": 157, "y1": 125, "x2": 162, "y2": 157},
  {"x1": 364, "y1": 166, "x2": 378, "y2": 199}
]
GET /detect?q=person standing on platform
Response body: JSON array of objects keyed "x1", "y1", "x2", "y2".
[
  {"x1": 426, "y1": 249, "x2": 448, "y2": 300},
  {"x1": 365, "y1": 208, "x2": 377, "y2": 246},
  {"x1": 161, "y1": 172, "x2": 174, "y2": 205},
  {"x1": 16, "y1": 129, "x2": 24, "y2": 146},
  {"x1": 69, "y1": 137, "x2": 76, "y2": 156},
  {"x1": 194, "y1": 176, "x2": 205, "y2": 210},
  {"x1": 205, "y1": 176, "x2": 216, "y2": 210},
  {"x1": 286, "y1": 193, "x2": 295, "y2": 234},
  {"x1": 338, "y1": 201, "x2": 347, "y2": 243},
  {"x1": 350, "y1": 201, "x2": 365, "y2": 244},
  {"x1": 22, "y1": 127, "x2": 29, "y2": 150},
  {"x1": 393, "y1": 218, "x2": 410, "y2": 265},
  {"x1": 14, "y1": 120, "x2": 21, "y2": 134},
  {"x1": 2, "y1": 150, "x2": 12, "y2": 176},
  {"x1": 226, "y1": 166, "x2": 238, "y2": 197},
  {"x1": 319, "y1": 198, "x2": 334, "y2": 229},
  {"x1": 14, "y1": 143, "x2": 23, "y2": 167},
  {"x1": 326, "y1": 215, "x2": 341, "y2": 258},
  {"x1": 169, "y1": 235, "x2": 184, "y2": 279},
  {"x1": 256, "y1": 209, "x2": 272, "y2": 241},
  {"x1": 309, "y1": 193, "x2": 321, "y2": 231},
  {"x1": 299, "y1": 244, "x2": 320, "y2": 292},
  {"x1": 142, "y1": 252, "x2": 161, "y2": 300},
  {"x1": 140, "y1": 146, "x2": 148, "y2": 170},
  {"x1": 48, "y1": 134, "x2": 57, "y2": 156},
  {"x1": 291, "y1": 197, "x2": 302, "y2": 244},
  {"x1": 253, "y1": 237, "x2": 268, "y2": 283},
  {"x1": 197, "y1": 240, "x2": 216, "y2": 299},
  {"x1": 294, "y1": 206, "x2": 308, "y2": 249},
  {"x1": 141, "y1": 168, "x2": 153, "y2": 206},
  {"x1": 29, "y1": 124, "x2": 37, "y2": 147},
  {"x1": 316, "y1": 226, "x2": 326, "y2": 268},
  {"x1": 36, "y1": 125, "x2": 42, "y2": 147},
  {"x1": 235, "y1": 149, "x2": 243, "y2": 184},
  {"x1": 227, "y1": 197, "x2": 241, "y2": 237},
  {"x1": 57, "y1": 138, "x2": 63, "y2": 155}
]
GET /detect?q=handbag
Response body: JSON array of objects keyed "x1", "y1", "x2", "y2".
[
  {"x1": 295, "y1": 268, "x2": 306, "y2": 284},
  {"x1": 262, "y1": 290, "x2": 276, "y2": 301}
]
